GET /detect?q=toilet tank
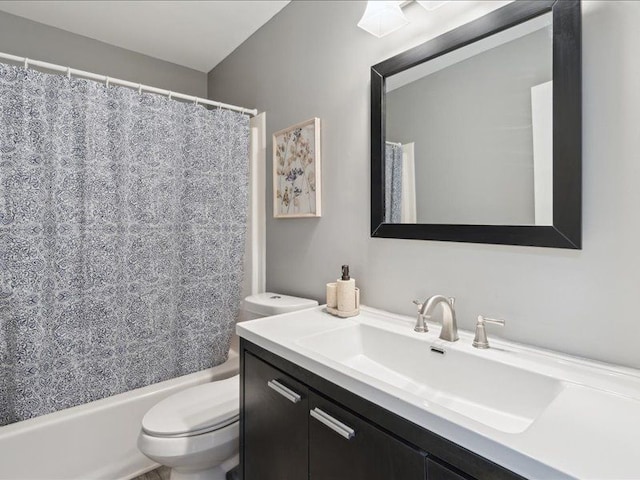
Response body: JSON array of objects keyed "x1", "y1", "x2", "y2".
[{"x1": 239, "y1": 292, "x2": 318, "y2": 322}]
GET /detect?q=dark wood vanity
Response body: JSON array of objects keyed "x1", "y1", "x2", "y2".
[{"x1": 240, "y1": 339, "x2": 524, "y2": 480}]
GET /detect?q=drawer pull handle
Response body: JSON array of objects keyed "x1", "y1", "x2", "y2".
[
  {"x1": 310, "y1": 407, "x2": 356, "y2": 440},
  {"x1": 267, "y1": 379, "x2": 301, "y2": 404}
]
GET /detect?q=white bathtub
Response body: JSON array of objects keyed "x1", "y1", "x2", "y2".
[{"x1": 0, "y1": 349, "x2": 239, "y2": 480}]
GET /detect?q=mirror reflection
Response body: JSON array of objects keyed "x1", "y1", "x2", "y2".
[{"x1": 384, "y1": 13, "x2": 553, "y2": 226}]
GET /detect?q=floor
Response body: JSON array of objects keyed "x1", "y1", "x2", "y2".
[
  {"x1": 132, "y1": 465, "x2": 239, "y2": 480},
  {"x1": 132, "y1": 466, "x2": 171, "y2": 480}
]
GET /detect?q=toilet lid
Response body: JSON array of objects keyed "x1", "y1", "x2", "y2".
[{"x1": 142, "y1": 375, "x2": 239, "y2": 437}]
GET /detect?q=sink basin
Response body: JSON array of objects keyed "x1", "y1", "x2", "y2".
[{"x1": 296, "y1": 322, "x2": 565, "y2": 433}]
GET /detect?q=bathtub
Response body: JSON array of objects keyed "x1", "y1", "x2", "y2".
[{"x1": 0, "y1": 348, "x2": 239, "y2": 480}]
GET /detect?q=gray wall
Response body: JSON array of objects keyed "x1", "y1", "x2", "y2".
[
  {"x1": 0, "y1": 10, "x2": 206, "y2": 97},
  {"x1": 386, "y1": 28, "x2": 551, "y2": 225},
  {"x1": 208, "y1": 1, "x2": 640, "y2": 369}
]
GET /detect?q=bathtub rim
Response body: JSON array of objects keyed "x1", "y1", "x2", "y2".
[{"x1": 0, "y1": 349, "x2": 239, "y2": 438}]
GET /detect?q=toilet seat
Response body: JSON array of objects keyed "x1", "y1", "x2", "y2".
[{"x1": 142, "y1": 375, "x2": 239, "y2": 438}]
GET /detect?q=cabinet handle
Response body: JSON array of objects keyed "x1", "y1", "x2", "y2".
[
  {"x1": 310, "y1": 407, "x2": 356, "y2": 440},
  {"x1": 267, "y1": 379, "x2": 302, "y2": 404}
]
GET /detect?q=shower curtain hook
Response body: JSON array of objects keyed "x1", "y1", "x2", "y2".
[
  {"x1": 168, "y1": 91, "x2": 172, "y2": 100},
  {"x1": 24, "y1": 58, "x2": 29, "y2": 69},
  {"x1": 194, "y1": 98, "x2": 199, "y2": 106},
  {"x1": 66, "y1": 67, "x2": 71, "y2": 80},
  {"x1": 105, "y1": 76, "x2": 110, "y2": 88},
  {"x1": 138, "y1": 83, "x2": 143, "y2": 94}
]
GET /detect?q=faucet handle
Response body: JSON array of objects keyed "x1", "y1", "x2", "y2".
[
  {"x1": 472, "y1": 315, "x2": 505, "y2": 349},
  {"x1": 412, "y1": 300, "x2": 428, "y2": 333},
  {"x1": 478, "y1": 315, "x2": 505, "y2": 327}
]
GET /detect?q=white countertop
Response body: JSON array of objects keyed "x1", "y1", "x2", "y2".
[{"x1": 237, "y1": 305, "x2": 640, "y2": 479}]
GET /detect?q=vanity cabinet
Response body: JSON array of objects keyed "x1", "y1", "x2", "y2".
[
  {"x1": 243, "y1": 352, "x2": 426, "y2": 480},
  {"x1": 240, "y1": 340, "x2": 522, "y2": 480}
]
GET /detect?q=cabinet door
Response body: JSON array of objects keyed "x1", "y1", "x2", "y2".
[
  {"x1": 427, "y1": 458, "x2": 474, "y2": 480},
  {"x1": 309, "y1": 391, "x2": 427, "y2": 480},
  {"x1": 243, "y1": 353, "x2": 309, "y2": 480}
]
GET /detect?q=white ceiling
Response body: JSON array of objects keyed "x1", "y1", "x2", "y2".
[{"x1": 0, "y1": 1, "x2": 290, "y2": 72}]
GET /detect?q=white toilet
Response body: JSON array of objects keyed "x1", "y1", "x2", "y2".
[{"x1": 137, "y1": 293, "x2": 318, "y2": 480}]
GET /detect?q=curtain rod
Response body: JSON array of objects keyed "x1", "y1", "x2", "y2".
[{"x1": 0, "y1": 51, "x2": 258, "y2": 117}]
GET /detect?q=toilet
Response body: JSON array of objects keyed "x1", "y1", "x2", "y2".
[{"x1": 137, "y1": 293, "x2": 318, "y2": 480}]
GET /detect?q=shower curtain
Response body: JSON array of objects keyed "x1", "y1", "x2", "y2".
[
  {"x1": 0, "y1": 64, "x2": 250, "y2": 426},
  {"x1": 385, "y1": 142, "x2": 403, "y2": 223}
]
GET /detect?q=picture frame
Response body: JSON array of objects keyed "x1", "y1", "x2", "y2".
[{"x1": 273, "y1": 117, "x2": 321, "y2": 218}]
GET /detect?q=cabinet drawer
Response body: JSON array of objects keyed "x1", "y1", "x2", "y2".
[
  {"x1": 309, "y1": 391, "x2": 427, "y2": 480},
  {"x1": 243, "y1": 353, "x2": 309, "y2": 480}
]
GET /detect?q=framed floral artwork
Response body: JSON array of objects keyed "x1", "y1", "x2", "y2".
[{"x1": 273, "y1": 117, "x2": 321, "y2": 218}]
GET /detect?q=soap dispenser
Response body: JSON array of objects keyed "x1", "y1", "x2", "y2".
[
  {"x1": 326, "y1": 265, "x2": 360, "y2": 317},
  {"x1": 337, "y1": 265, "x2": 356, "y2": 312}
]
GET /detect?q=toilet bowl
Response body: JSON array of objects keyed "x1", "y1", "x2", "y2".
[
  {"x1": 138, "y1": 375, "x2": 240, "y2": 480},
  {"x1": 138, "y1": 293, "x2": 318, "y2": 480}
]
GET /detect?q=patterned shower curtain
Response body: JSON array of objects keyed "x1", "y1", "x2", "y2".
[
  {"x1": 0, "y1": 64, "x2": 250, "y2": 426},
  {"x1": 385, "y1": 142, "x2": 403, "y2": 223}
]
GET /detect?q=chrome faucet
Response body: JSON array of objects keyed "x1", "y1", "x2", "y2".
[{"x1": 413, "y1": 295, "x2": 459, "y2": 342}]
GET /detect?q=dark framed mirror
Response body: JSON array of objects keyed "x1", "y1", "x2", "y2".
[{"x1": 371, "y1": 0, "x2": 581, "y2": 248}]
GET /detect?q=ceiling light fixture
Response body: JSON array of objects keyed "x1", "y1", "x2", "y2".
[
  {"x1": 358, "y1": 1, "x2": 450, "y2": 39},
  {"x1": 357, "y1": 1, "x2": 409, "y2": 38}
]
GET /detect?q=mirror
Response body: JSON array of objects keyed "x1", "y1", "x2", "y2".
[
  {"x1": 371, "y1": 0, "x2": 581, "y2": 248},
  {"x1": 386, "y1": 13, "x2": 553, "y2": 226}
]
